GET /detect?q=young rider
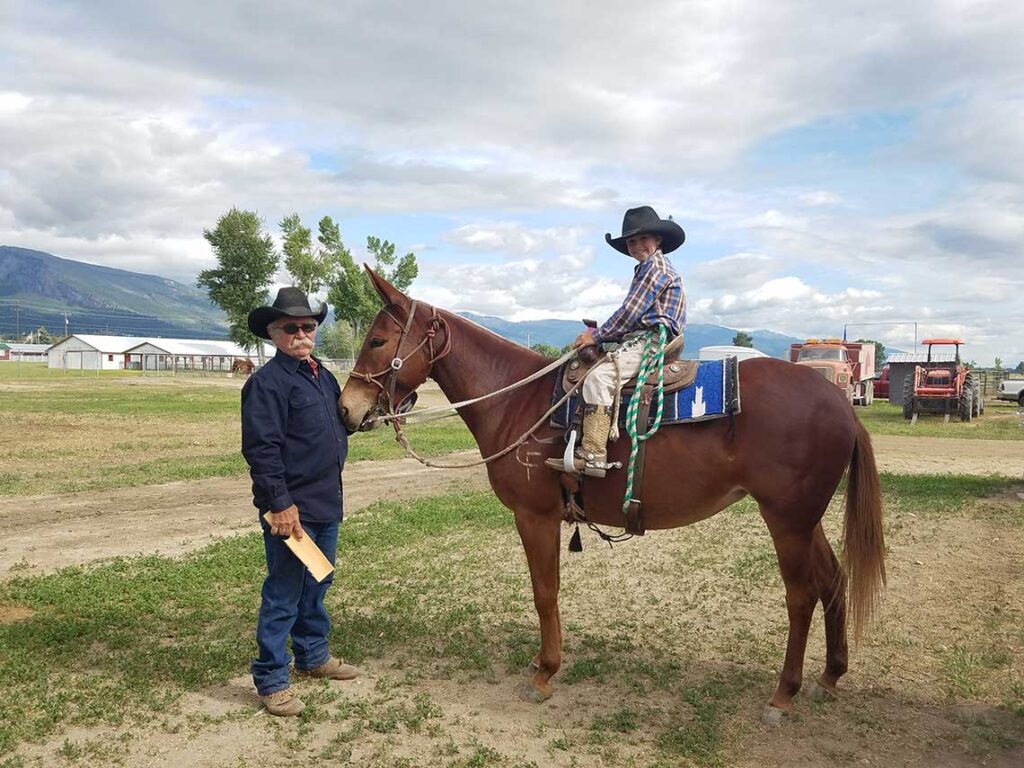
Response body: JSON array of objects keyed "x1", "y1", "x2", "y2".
[{"x1": 546, "y1": 206, "x2": 686, "y2": 477}]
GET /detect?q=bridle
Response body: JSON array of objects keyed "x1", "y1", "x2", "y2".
[{"x1": 348, "y1": 300, "x2": 452, "y2": 422}]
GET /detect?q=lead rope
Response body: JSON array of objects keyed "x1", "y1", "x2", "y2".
[
  {"x1": 621, "y1": 325, "x2": 668, "y2": 515},
  {"x1": 391, "y1": 376, "x2": 585, "y2": 468}
]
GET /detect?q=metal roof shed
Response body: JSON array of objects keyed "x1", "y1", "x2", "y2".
[
  {"x1": 124, "y1": 338, "x2": 274, "y2": 372},
  {"x1": 885, "y1": 353, "x2": 957, "y2": 405}
]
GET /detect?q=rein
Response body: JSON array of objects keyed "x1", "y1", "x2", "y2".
[{"x1": 350, "y1": 302, "x2": 581, "y2": 469}]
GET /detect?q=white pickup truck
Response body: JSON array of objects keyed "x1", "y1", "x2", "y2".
[{"x1": 997, "y1": 378, "x2": 1024, "y2": 405}]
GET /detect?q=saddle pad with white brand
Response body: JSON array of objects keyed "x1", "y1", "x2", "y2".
[{"x1": 550, "y1": 357, "x2": 741, "y2": 429}]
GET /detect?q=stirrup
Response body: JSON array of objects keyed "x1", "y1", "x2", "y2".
[{"x1": 543, "y1": 453, "x2": 619, "y2": 478}]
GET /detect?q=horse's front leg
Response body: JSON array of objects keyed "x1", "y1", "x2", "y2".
[{"x1": 513, "y1": 507, "x2": 562, "y2": 703}]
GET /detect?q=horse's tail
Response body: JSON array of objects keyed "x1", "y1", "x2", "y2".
[{"x1": 842, "y1": 418, "x2": 886, "y2": 642}]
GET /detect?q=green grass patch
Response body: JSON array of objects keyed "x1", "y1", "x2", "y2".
[
  {"x1": 0, "y1": 376, "x2": 475, "y2": 496},
  {"x1": 879, "y1": 474, "x2": 1019, "y2": 514},
  {"x1": 858, "y1": 400, "x2": 1023, "y2": 440},
  {"x1": 654, "y1": 673, "x2": 750, "y2": 767}
]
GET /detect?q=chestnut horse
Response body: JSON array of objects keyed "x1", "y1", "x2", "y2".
[
  {"x1": 340, "y1": 270, "x2": 885, "y2": 723},
  {"x1": 231, "y1": 358, "x2": 255, "y2": 376}
]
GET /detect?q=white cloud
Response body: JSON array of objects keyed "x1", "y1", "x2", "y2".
[
  {"x1": 1, "y1": 0, "x2": 1023, "y2": 364},
  {"x1": 799, "y1": 190, "x2": 843, "y2": 207},
  {"x1": 442, "y1": 224, "x2": 586, "y2": 257}
]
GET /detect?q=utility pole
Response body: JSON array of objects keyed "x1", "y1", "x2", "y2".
[
  {"x1": 64, "y1": 312, "x2": 69, "y2": 338},
  {"x1": 15, "y1": 305, "x2": 20, "y2": 340}
]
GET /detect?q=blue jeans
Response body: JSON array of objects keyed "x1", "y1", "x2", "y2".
[{"x1": 251, "y1": 518, "x2": 339, "y2": 696}]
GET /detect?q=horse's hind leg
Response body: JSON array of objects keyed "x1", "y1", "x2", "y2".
[
  {"x1": 809, "y1": 523, "x2": 848, "y2": 700},
  {"x1": 513, "y1": 508, "x2": 562, "y2": 703},
  {"x1": 762, "y1": 518, "x2": 817, "y2": 723}
]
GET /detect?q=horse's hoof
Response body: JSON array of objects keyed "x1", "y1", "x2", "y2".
[
  {"x1": 522, "y1": 660, "x2": 540, "y2": 677},
  {"x1": 517, "y1": 681, "x2": 551, "y2": 704},
  {"x1": 809, "y1": 681, "x2": 837, "y2": 703},
  {"x1": 761, "y1": 705, "x2": 786, "y2": 726}
]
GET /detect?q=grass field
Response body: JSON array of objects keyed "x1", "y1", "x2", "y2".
[
  {"x1": 858, "y1": 399, "x2": 1022, "y2": 439},
  {"x1": 1, "y1": 367, "x2": 1023, "y2": 765},
  {"x1": 1, "y1": 370, "x2": 1020, "y2": 498},
  {"x1": 1, "y1": 474, "x2": 1022, "y2": 766},
  {"x1": 0, "y1": 373, "x2": 475, "y2": 497}
]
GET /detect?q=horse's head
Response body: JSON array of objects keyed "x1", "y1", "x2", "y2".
[{"x1": 339, "y1": 268, "x2": 450, "y2": 432}]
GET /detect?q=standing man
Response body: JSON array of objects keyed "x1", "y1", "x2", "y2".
[
  {"x1": 546, "y1": 206, "x2": 686, "y2": 477},
  {"x1": 242, "y1": 287, "x2": 358, "y2": 717}
]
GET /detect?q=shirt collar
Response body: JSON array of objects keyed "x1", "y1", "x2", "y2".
[{"x1": 273, "y1": 348, "x2": 320, "y2": 374}]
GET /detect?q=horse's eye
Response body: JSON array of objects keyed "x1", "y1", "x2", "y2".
[{"x1": 370, "y1": 338, "x2": 386, "y2": 348}]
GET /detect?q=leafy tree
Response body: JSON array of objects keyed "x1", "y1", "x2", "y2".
[
  {"x1": 327, "y1": 234, "x2": 418, "y2": 342},
  {"x1": 1015, "y1": 361, "x2": 1024, "y2": 374},
  {"x1": 994, "y1": 357, "x2": 1003, "y2": 371},
  {"x1": 856, "y1": 338, "x2": 886, "y2": 363},
  {"x1": 34, "y1": 326, "x2": 54, "y2": 344},
  {"x1": 530, "y1": 342, "x2": 561, "y2": 358},
  {"x1": 280, "y1": 213, "x2": 338, "y2": 295},
  {"x1": 732, "y1": 331, "x2": 754, "y2": 348},
  {"x1": 316, "y1": 320, "x2": 359, "y2": 361},
  {"x1": 197, "y1": 208, "x2": 279, "y2": 363}
]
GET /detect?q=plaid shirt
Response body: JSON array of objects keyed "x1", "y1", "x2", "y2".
[{"x1": 592, "y1": 250, "x2": 686, "y2": 344}]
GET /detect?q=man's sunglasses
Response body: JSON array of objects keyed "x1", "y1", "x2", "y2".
[{"x1": 278, "y1": 322, "x2": 318, "y2": 335}]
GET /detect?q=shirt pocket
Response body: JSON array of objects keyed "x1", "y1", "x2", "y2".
[{"x1": 289, "y1": 393, "x2": 323, "y2": 432}]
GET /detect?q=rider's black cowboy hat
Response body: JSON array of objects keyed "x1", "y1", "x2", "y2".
[
  {"x1": 605, "y1": 206, "x2": 686, "y2": 255},
  {"x1": 247, "y1": 287, "x2": 329, "y2": 340}
]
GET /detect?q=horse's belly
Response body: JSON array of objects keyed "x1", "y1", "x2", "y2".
[{"x1": 581, "y1": 482, "x2": 746, "y2": 530}]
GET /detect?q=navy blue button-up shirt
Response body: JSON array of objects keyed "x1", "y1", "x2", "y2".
[{"x1": 241, "y1": 349, "x2": 348, "y2": 524}]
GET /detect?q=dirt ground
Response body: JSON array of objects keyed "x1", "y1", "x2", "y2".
[
  {"x1": 3, "y1": 427, "x2": 1024, "y2": 767},
  {"x1": 0, "y1": 435, "x2": 1021, "y2": 579}
]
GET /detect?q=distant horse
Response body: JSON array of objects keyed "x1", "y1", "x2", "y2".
[
  {"x1": 231, "y1": 358, "x2": 255, "y2": 376},
  {"x1": 339, "y1": 269, "x2": 885, "y2": 723}
]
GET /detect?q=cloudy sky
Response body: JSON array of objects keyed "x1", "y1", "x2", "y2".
[{"x1": 2, "y1": 1, "x2": 1023, "y2": 364}]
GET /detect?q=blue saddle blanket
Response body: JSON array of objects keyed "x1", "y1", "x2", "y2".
[{"x1": 550, "y1": 357, "x2": 741, "y2": 429}]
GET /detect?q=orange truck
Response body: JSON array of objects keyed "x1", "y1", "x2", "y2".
[{"x1": 788, "y1": 339, "x2": 877, "y2": 406}]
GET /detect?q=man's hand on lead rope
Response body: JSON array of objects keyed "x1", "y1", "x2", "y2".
[{"x1": 268, "y1": 504, "x2": 304, "y2": 540}]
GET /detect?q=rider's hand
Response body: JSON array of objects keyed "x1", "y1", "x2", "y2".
[
  {"x1": 267, "y1": 505, "x2": 304, "y2": 540},
  {"x1": 574, "y1": 329, "x2": 596, "y2": 348}
]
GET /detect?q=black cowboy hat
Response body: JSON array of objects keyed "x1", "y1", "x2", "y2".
[
  {"x1": 605, "y1": 205, "x2": 685, "y2": 255},
  {"x1": 247, "y1": 287, "x2": 329, "y2": 340}
]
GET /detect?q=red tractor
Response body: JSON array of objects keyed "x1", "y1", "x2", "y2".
[{"x1": 902, "y1": 339, "x2": 982, "y2": 422}]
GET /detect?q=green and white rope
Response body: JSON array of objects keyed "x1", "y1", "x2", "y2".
[{"x1": 622, "y1": 325, "x2": 668, "y2": 515}]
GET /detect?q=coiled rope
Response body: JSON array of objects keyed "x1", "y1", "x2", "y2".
[{"x1": 621, "y1": 325, "x2": 668, "y2": 515}]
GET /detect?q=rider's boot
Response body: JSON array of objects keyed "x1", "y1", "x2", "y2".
[{"x1": 545, "y1": 405, "x2": 614, "y2": 478}]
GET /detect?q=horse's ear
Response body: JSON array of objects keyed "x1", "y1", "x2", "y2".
[{"x1": 364, "y1": 266, "x2": 410, "y2": 309}]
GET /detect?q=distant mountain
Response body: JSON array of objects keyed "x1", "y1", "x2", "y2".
[
  {"x1": 457, "y1": 312, "x2": 802, "y2": 359},
  {"x1": 0, "y1": 246, "x2": 228, "y2": 339}
]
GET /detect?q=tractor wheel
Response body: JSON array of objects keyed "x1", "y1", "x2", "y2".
[
  {"x1": 971, "y1": 377, "x2": 982, "y2": 417},
  {"x1": 959, "y1": 386, "x2": 973, "y2": 422},
  {"x1": 902, "y1": 377, "x2": 914, "y2": 420}
]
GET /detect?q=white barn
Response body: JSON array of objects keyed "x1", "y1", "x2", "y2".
[
  {"x1": 125, "y1": 338, "x2": 275, "y2": 372},
  {"x1": 47, "y1": 334, "x2": 273, "y2": 371},
  {"x1": 47, "y1": 335, "x2": 141, "y2": 370},
  {"x1": 1, "y1": 342, "x2": 49, "y2": 362}
]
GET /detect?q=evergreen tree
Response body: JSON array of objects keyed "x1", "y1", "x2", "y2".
[{"x1": 732, "y1": 330, "x2": 754, "y2": 348}]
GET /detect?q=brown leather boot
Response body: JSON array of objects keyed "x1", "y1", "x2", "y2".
[
  {"x1": 259, "y1": 687, "x2": 305, "y2": 716},
  {"x1": 295, "y1": 656, "x2": 359, "y2": 681},
  {"x1": 545, "y1": 405, "x2": 614, "y2": 477}
]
